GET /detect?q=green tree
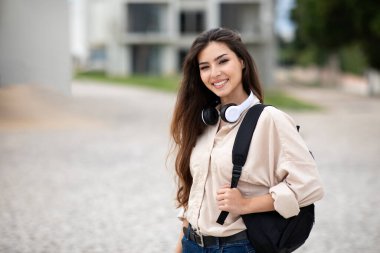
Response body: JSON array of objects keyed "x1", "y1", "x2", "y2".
[{"x1": 292, "y1": 0, "x2": 380, "y2": 70}]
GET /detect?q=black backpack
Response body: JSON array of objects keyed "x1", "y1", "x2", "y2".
[{"x1": 216, "y1": 104, "x2": 315, "y2": 253}]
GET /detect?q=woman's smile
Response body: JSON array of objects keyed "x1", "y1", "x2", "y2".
[{"x1": 212, "y1": 79, "x2": 228, "y2": 89}]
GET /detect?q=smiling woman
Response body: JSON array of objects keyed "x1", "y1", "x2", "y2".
[
  {"x1": 170, "y1": 28, "x2": 324, "y2": 253},
  {"x1": 198, "y1": 42, "x2": 246, "y2": 105}
]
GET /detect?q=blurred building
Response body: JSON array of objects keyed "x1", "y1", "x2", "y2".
[
  {"x1": 75, "y1": 0, "x2": 276, "y2": 86},
  {"x1": 0, "y1": 0, "x2": 71, "y2": 93}
]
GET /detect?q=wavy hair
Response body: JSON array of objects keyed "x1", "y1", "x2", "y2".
[{"x1": 170, "y1": 28, "x2": 263, "y2": 209}]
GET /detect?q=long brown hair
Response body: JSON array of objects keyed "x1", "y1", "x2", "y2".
[{"x1": 170, "y1": 28, "x2": 263, "y2": 209}]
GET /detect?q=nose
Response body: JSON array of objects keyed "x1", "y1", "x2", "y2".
[{"x1": 210, "y1": 65, "x2": 221, "y2": 78}]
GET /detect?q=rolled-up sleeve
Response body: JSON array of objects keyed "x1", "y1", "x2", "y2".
[
  {"x1": 269, "y1": 160, "x2": 324, "y2": 218},
  {"x1": 266, "y1": 108, "x2": 324, "y2": 218},
  {"x1": 270, "y1": 182, "x2": 300, "y2": 218}
]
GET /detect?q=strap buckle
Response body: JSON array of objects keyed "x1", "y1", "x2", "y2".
[
  {"x1": 196, "y1": 233, "x2": 204, "y2": 247},
  {"x1": 232, "y1": 165, "x2": 242, "y2": 178},
  {"x1": 231, "y1": 165, "x2": 242, "y2": 188}
]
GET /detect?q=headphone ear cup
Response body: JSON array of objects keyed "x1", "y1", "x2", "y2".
[
  {"x1": 220, "y1": 103, "x2": 237, "y2": 123},
  {"x1": 201, "y1": 107, "x2": 219, "y2": 125}
]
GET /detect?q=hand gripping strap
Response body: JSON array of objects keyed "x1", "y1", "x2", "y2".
[{"x1": 216, "y1": 104, "x2": 267, "y2": 225}]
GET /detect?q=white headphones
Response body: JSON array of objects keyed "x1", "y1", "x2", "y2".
[{"x1": 201, "y1": 92, "x2": 259, "y2": 125}]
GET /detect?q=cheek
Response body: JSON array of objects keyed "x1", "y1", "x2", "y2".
[
  {"x1": 200, "y1": 72, "x2": 209, "y2": 85},
  {"x1": 231, "y1": 66, "x2": 243, "y2": 81}
]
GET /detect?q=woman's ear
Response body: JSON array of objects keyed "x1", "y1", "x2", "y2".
[{"x1": 240, "y1": 59, "x2": 245, "y2": 69}]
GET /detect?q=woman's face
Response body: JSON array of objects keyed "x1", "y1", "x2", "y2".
[{"x1": 198, "y1": 41, "x2": 246, "y2": 104}]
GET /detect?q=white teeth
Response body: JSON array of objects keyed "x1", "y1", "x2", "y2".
[{"x1": 213, "y1": 80, "x2": 227, "y2": 87}]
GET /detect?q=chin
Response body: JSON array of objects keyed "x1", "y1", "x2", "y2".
[{"x1": 212, "y1": 88, "x2": 230, "y2": 99}]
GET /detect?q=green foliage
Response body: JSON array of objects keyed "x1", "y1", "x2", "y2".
[
  {"x1": 296, "y1": 48, "x2": 317, "y2": 67},
  {"x1": 277, "y1": 36, "x2": 328, "y2": 68},
  {"x1": 277, "y1": 37, "x2": 298, "y2": 66},
  {"x1": 338, "y1": 44, "x2": 368, "y2": 75},
  {"x1": 297, "y1": 46, "x2": 328, "y2": 67},
  {"x1": 292, "y1": 0, "x2": 358, "y2": 49},
  {"x1": 292, "y1": 0, "x2": 380, "y2": 70}
]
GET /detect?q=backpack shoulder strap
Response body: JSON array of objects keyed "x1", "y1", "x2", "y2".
[{"x1": 216, "y1": 103, "x2": 267, "y2": 225}]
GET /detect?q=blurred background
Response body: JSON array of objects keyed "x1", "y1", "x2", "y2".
[{"x1": 0, "y1": 0, "x2": 379, "y2": 252}]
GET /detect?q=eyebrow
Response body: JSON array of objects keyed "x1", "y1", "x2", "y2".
[{"x1": 199, "y1": 53, "x2": 228, "y2": 66}]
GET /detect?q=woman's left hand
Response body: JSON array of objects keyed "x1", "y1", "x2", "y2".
[{"x1": 216, "y1": 184, "x2": 247, "y2": 215}]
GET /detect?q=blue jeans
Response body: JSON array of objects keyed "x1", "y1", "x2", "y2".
[{"x1": 181, "y1": 228, "x2": 255, "y2": 253}]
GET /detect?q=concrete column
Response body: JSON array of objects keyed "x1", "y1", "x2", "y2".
[
  {"x1": 367, "y1": 69, "x2": 380, "y2": 96},
  {"x1": 207, "y1": 0, "x2": 220, "y2": 29},
  {"x1": 107, "y1": 43, "x2": 128, "y2": 76},
  {"x1": 262, "y1": 0, "x2": 276, "y2": 86},
  {"x1": 161, "y1": 0, "x2": 178, "y2": 75},
  {"x1": 106, "y1": 0, "x2": 128, "y2": 76},
  {"x1": 0, "y1": 0, "x2": 71, "y2": 94},
  {"x1": 161, "y1": 46, "x2": 177, "y2": 75}
]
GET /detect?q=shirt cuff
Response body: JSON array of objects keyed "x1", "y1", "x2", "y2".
[{"x1": 269, "y1": 182, "x2": 300, "y2": 218}]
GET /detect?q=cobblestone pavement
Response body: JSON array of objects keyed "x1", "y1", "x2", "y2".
[{"x1": 0, "y1": 81, "x2": 379, "y2": 253}]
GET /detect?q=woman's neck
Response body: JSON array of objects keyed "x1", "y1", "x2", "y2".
[{"x1": 220, "y1": 89, "x2": 248, "y2": 106}]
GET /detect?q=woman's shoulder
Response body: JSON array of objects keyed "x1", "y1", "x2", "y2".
[{"x1": 260, "y1": 105, "x2": 297, "y2": 128}]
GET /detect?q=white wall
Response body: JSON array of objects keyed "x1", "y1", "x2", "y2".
[
  {"x1": 69, "y1": 0, "x2": 88, "y2": 67},
  {"x1": 0, "y1": 0, "x2": 71, "y2": 94}
]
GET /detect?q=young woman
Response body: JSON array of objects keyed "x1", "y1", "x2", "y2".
[{"x1": 170, "y1": 28, "x2": 324, "y2": 253}]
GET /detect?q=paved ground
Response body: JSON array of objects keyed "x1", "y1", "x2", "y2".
[
  {"x1": 0, "y1": 80, "x2": 379, "y2": 253},
  {"x1": 280, "y1": 84, "x2": 380, "y2": 253}
]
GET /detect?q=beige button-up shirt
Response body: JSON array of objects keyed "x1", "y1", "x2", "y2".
[{"x1": 180, "y1": 100, "x2": 324, "y2": 237}]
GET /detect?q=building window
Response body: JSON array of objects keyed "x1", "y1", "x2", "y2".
[
  {"x1": 127, "y1": 3, "x2": 168, "y2": 33},
  {"x1": 180, "y1": 11, "x2": 205, "y2": 34},
  {"x1": 131, "y1": 45, "x2": 161, "y2": 74},
  {"x1": 220, "y1": 3, "x2": 260, "y2": 36}
]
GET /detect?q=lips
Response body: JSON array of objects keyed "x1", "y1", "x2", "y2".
[{"x1": 212, "y1": 79, "x2": 228, "y2": 88}]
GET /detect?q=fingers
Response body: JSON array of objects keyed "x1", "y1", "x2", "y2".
[
  {"x1": 218, "y1": 199, "x2": 233, "y2": 212},
  {"x1": 216, "y1": 185, "x2": 242, "y2": 212},
  {"x1": 216, "y1": 184, "x2": 230, "y2": 194},
  {"x1": 216, "y1": 190, "x2": 226, "y2": 201},
  {"x1": 216, "y1": 185, "x2": 231, "y2": 201},
  {"x1": 216, "y1": 187, "x2": 244, "y2": 212}
]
